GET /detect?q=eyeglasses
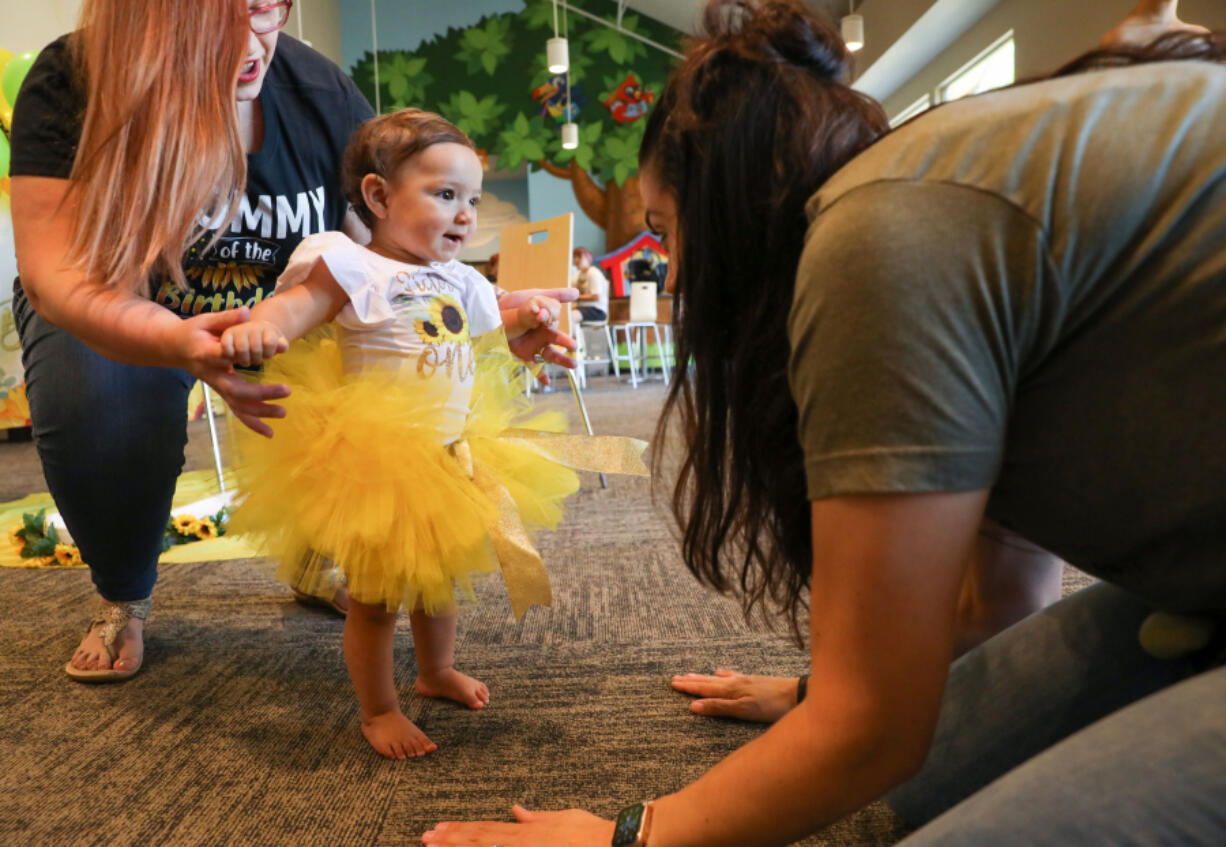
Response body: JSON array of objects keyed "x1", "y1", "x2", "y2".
[{"x1": 249, "y1": 1, "x2": 292, "y2": 35}]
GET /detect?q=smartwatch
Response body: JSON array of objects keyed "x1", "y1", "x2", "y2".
[{"x1": 612, "y1": 801, "x2": 653, "y2": 847}]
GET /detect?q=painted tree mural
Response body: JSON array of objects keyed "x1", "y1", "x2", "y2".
[{"x1": 349, "y1": 0, "x2": 682, "y2": 252}]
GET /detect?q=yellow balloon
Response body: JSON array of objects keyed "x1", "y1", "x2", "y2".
[{"x1": 0, "y1": 47, "x2": 11, "y2": 125}]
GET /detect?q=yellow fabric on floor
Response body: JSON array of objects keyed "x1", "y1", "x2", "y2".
[{"x1": 0, "y1": 468, "x2": 261, "y2": 569}]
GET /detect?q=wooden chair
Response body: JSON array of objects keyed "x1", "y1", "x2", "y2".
[{"x1": 498, "y1": 213, "x2": 607, "y2": 488}]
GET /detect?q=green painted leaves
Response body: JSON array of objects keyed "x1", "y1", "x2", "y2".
[
  {"x1": 456, "y1": 15, "x2": 514, "y2": 76},
  {"x1": 599, "y1": 120, "x2": 647, "y2": 186},
  {"x1": 440, "y1": 90, "x2": 508, "y2": 138},
  {"x1": 583, "y1": 15, "x2": 648, "y2": 65},
  {"x1": 384, "y1": 55, "x2": 432, "y2": 107},
  {"x1": 494, "y1": 112, "x2": 549, "y2": 171}
]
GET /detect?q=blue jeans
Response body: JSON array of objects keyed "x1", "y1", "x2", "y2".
[
  {"x1": 888, "y1": 581, "x2": 1226, "y2": 845},
  {"x1": 12, "y1": 280, "x2": 194, "y2": 602}
]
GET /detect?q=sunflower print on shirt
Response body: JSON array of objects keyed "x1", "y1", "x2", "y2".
[{"x1": 414, "y1": 294, "x2": 470, "y2": 344}]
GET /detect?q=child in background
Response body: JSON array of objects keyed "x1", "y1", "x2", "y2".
[{"x1": 222, "y1": 109, "x2": 581, "y2": 759}]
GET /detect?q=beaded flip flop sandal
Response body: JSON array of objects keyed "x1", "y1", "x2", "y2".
[{"x1": 63, "y1": 597, "x2": 152, "y2": 683}]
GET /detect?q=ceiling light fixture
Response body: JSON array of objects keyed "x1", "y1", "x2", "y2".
[
  {"x1": 547, "y1": 0, "x2": 569, "y2": 74},
  {"x1": 842, "y1": 1, "x2": 864, "y2": 53}
]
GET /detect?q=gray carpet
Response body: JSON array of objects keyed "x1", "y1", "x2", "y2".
[{"x1": 0, "y1": 378, "x2": 1084, "y2": 846}]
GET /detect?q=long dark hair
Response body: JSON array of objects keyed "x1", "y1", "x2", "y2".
[
  {"x1": 641, "y1": 0, "x2": 888, "y2": 643},
  {"x1": 642, "y1": 0, "x2": 1224, "y2": 645}
]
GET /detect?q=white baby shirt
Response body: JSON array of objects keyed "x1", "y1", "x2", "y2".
[{"x1": 276, "y1": 231, "x2": 503, "y2": 442}]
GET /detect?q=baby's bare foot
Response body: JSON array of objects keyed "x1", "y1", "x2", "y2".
[
  {"x1": 415, "y1": 667, "x2": 490, "y2": 710},
  {"x1": 70, "y1": 616, "x2": 144, "y2": 672},
  {"x1": 361, "y1": 710, "x2": 437, "y2": 759}
]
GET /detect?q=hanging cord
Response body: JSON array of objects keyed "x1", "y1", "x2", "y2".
[
  {"x1": 370, "y1": 0, "x2": 381, "y2": 113},
  {"x1": 557, "y1": 1, "x2": 682, "y2": 60},
  {"x1": 565, "y1": 4, "x2": 572, "y2": 121}
]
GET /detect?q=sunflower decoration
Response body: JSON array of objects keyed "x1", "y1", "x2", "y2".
[
  {"x1": 54, "y1": 543, "x2": 83, "y2": 567},
  {"x1": 172, "y1": 514, "x2": 198, "y2": 535},
  {"x1": 8, "y1": 524, "x2": 24, "y2": 550},
  {"x1": 194, "y1": 517, "x2": 219, "y2": 540},
  {"x1": 163, "y1": 508, "x2": 229, "y2": 550},
  {"x1": 414, "y1": 294, "x2": 469, "y2": 345}
]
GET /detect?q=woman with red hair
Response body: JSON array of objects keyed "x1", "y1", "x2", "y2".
[{"x1": 10, "y1": 0, "x2": 373, "y2": 682}]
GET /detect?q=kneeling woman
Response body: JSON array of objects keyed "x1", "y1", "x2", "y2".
[{"x1": 423, "y1": 0, "x2": 1226, "y2": 844}]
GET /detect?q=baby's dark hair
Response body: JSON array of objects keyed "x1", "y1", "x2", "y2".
[{"x1": 342, "y1": 108, "x2": 475, "y2": 228}]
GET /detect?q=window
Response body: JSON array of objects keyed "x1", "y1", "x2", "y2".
[
  {"x1": 890, "y1": 93, "x2": 932, "y2": 128},
  {"x1": 938, "y1": 31, "x2": 1015, "y2": 103}
]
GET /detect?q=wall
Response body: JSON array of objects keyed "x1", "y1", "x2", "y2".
[
  {"x1": 294, "y1": 0, "x2": 344, "y2": 67},
  {"x1": 1, "y1": 0, "x2": 81, "y2": 51},
  {"x1": 881, "y1": 0, "x2": 1226, "y2": 119},
  {"x1": 0, "y1": 0, "x2": 342, "y2": 65}
]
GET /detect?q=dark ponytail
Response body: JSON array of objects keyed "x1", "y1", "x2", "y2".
[{"x1": 642, "y1": 0, "x2": 888, "y2": 644}]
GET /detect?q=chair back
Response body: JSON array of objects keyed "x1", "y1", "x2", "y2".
[
  {"x1": 498, "y1": 213, "x2": 575, "y2": 336},
  {"x1": 629, "y1": 282, "x2": 658, "y2": 323}
]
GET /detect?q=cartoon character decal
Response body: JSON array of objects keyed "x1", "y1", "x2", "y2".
[
  {"x1": 603, "y1": 73, "x2": 654, "y2": 124},
  {"x1": 532, "y1": 74, "x2": 585, "y2": 121}
]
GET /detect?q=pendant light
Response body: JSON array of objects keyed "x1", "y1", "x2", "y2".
[
  {"x1": 547, "y1": 0, "x2": 569, "y2": 73},
  {"x1": 559, "y1": 4, "x2": 578, "y2": 150},
  {"x1": 842, "y1": 1, "x2": 864, "y2": 53}
]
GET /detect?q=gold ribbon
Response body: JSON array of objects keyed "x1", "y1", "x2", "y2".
[
  {"x1": 451, "y1": 432, "x2": 649, "y2": 621},
  {"x1": 500, "y1": 430, "x2": 651, "y2": 477}
]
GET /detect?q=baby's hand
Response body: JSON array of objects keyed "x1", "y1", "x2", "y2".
[
  {"x1": 516, "y1": 295, "x2": 561, "y2": 330},
  {"x1": 220, "y1": 320, "x2": 289, "y2": 367}
]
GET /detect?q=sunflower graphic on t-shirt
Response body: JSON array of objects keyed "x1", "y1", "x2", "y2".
[
  {"x1": 186, "y1": 261, "x2": 265, "y2": 291},
  {"x1": 415, "y1": 294, "x2": 469, "y2": 344}
]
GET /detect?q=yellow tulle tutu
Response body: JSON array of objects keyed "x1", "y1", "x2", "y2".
[{"x1": 230, "y1": 330, "x2": 581, "y2": 616}]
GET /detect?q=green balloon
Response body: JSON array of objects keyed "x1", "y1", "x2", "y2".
[
  {"x1": 1, "y1": 50, "x2": 38, "y2": 109},
  {"x1": 0, "y1": 131, "x2": 8, "y2": 180}
]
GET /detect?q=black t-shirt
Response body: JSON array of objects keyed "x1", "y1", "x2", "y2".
[{"x1": 10, "y1": 34, "x2": 374, "y2": 317}]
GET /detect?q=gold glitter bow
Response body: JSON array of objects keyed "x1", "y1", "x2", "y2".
[{"x1": 451, "y1": 432, "x2": 649, "y2": 620}]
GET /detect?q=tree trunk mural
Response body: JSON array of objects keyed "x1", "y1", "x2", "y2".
[{"x1": 538, "y1": 160, "x2": 644, "y2": 254}]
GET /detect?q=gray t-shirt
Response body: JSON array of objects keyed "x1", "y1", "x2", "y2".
[{"x1": 789, "y1": 61, "x2": 1226, "y2": 612}]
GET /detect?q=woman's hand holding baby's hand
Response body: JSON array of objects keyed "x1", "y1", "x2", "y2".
[
  {"x1": 518, "y1": 295, "x2": 561, "y2": 329},
  {"x1": 174, "y1": 309, "x2": 289, "y2": 438},
  {"x1": 220, "y1": 320, "x2": 289, "y2": 367}
]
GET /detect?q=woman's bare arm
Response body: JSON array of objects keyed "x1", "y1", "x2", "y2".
[
  {"x1": 12, "y1": 174, "x2": 290, "y2": 435},
  {"x1": 424, "y1": 490, "x2": 988, "y2": 847}
]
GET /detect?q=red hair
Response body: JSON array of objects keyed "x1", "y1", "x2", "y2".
[{"x1": 67, "y1": 0, "x2": 248, "y2": 294}]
